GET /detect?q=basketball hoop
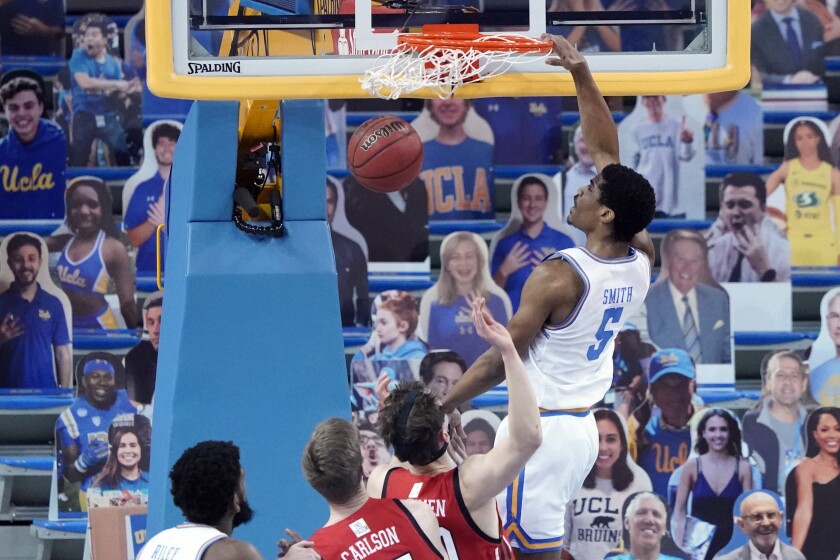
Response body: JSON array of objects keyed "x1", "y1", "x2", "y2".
[{"x1": 361, "y1": 25, "x2": 553, "y2": 100}]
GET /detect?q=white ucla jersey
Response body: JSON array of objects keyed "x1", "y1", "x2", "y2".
[
  {"x1": 526, "y1": 247, "x2": 650, "y2": 410},
  {"x1": 137, "y1": 524, "x2": 227, "y2": 560}
]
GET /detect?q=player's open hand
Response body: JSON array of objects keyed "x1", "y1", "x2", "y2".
[
  {"x1": 446, "y1": 408, "x2": 468, "y2": 465},
  {"x1": 541, "y1": 34, "x2": 587, "y2": 72},
  {"x1": 471, "y1": 297, "x2": 514, "y2": 354},
  {"x1": 278, "y1": 528, "x2": 321, "y2": 560}
]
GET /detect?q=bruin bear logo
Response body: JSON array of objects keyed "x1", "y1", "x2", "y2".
[
  {"x1": 360, "y1": 121, "x2": 409, "y2": 151},
  {"x1": 590, "y1": 516, "x2": 614, "y2": 528}
]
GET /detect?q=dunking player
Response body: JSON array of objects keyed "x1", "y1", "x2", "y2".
[
  {"x1": 369, "y1": 298, "x2": 541, "y2": 559},
  {"x1": 441, "y1": 35, "x2": 657, "y2": 559},
  {"x1": 302, "y1": 418, "x2": 449, "y2": 560}
]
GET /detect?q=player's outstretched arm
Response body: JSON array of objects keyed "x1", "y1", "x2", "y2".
[
  {"x1": 543, "y1": 34, "x2": 618, "y2": 172},
  {"x1": 458, "y1": 298, "x2": 542, "y2": 510},
  {"x1": 204, "y1": 538, "x2": 264, "y2": 560}
]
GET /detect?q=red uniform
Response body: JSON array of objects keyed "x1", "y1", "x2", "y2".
[
  {"x1": 381, "y1": 467, "x2": 514, "y2": 560},
  {"x1": 311, "y1": 498, "x2": 444, "y2": 560}
]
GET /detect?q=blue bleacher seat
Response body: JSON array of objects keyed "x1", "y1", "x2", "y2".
[{"x1": 73, "y1": 329, "x2": 140, "y2": 351}]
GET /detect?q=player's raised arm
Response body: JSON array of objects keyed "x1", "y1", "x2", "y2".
[
  {"x1": 543, "y1": 33, "x2": 655, "y2": 264},
  {"x1": 543, "y1": 34, "x2": 618, "y2": 172},
  {"x1": 457, "y1": 298, "x2": 542, "y2": 509}
]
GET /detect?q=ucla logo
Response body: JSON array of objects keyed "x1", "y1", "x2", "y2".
[
  {"x1": 529, "y1": 102, "x2": 548, "y2": 117},
  {"x1": 1, "y1": 163, "x2": 56, "y2": 192},
  {"x1": 57, "y1": 265, "x2": 88, "y2": 289},
  {"x1": 38, "y1": 309, "x2": 51, "y2": 321},
  {"x1": 794, "y1": 191, "x2": 820, "y2": 208}
]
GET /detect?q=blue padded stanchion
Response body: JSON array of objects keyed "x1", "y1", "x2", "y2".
[{"x1": 146, "y1": 100, "x2": 349, "y2": 557}]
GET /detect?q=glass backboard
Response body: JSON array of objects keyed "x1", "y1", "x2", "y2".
[{"x1": 146, "y1": 0, "x2": 749, "y2": 100}]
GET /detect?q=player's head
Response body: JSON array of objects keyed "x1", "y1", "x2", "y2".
[
  {"x1": 81, "y1": 358, "x2": 118, "y2": 409},
  {"x1": 151, "y1": 123, "x2": 180, "y2": 167},
  {"x1": 696, "y1": 408, "x2": 742, "y2": 457},
  {"x1": 65, "y1": 177, "x2": 120, "y2": 238},
  {"x1": 568, "y1": 164, "x2": 655, "y2": 243},
  {"x1": 377, "y1": 381, "x2": 448, "y2": 466},
  {"x1": 464, "y1": 418, "x2": 495, "y2": 456},
  {"x1": 143, "y1": 292, "x2": 163, "y2": 351},
  {"x1": 720, "y1": 172, "x2": 767, "y2": 231},
  {"x1": 303, "y1": 418, "x2": 365, "y2": 505},
  {"x1": 763, "y1": 351, "x2": 806, "y2": 408},
  {"x1": 170, "y1": 440, "x2": 254, "y2": 529},
  {"x1": 623, "y1": 492, "x2": 669, "y2": 555},
  {"x1": 661, "y1": 229, "x2": 708, "y2": 295},
  {"x1": 427, "y1": 99, "x2": 470, "y2": 128},
  {"x1": 516, "y1": 175, "x2": 549, "y2": 226},
  {"x1": 6, "y1": 233, "x2": 43, "y2": 287},
  {"x1": 584, "y1": 408, "x2": 634, "y2": 491},
  {"x1": 0, "y1": 75, "x2": 44, "y2": 144},
  {"x1": 418, "y1": 350, "x2": 466, "y2": 399}
]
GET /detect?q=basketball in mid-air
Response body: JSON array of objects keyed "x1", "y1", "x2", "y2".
[{"x1": 347, "y1": 115, "x2": 424, "y2": 193}]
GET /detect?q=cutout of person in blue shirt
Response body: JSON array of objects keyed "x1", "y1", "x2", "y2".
[
  {"x1": 490, "y1": 174, "x2": 575, "y2": 312},
  {"x1": 87, "y1": 413, "x2": 151, "y2": 508}
]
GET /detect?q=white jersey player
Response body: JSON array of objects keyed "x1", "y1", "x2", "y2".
[{"x1": 441, "y1": 35, "x2": 657, "y2": 560}]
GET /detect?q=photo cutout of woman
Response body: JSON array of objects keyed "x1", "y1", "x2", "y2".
[
  {"x1": 86, "y1": 413, "x2": 151, "y2": 508},
  {"x1": 787, "y1": 407, "x2": 840, "y2": 560},
  {"x1": 565, "y1": 409, "x2": 652, "y2": 560},
  {"x1": 672, "y1": 408, "x2": 752, "y2": 560},
  {"x1": 766, "y1": 117, "x2": 840, "y2": 267},
  {"x1": 419, "y1": 231, "x2": 512, "y2": 366}
]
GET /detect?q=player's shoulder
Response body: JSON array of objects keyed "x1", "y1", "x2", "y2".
[{"x1": 203, "y1": 537, "x2": 262, "y2": 560}]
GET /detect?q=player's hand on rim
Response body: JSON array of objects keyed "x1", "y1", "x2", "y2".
[{"x1": 541, "y1": 34, "x2": 587, "y2": 72}]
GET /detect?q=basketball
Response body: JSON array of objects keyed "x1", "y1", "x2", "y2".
[{"x1": 346, "y1": 115, "x2": 424, "y2": 193}]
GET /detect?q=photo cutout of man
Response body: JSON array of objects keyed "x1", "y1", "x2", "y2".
[
  {"x1": 326, "y1": 177, "x2": 369, "y2": 327},
  {"x1": 0, "y1": 233, "x2": 71, "y2": 390},
  {"x1": 123, "y1": 122, "x2": 181, "y2": 278},
  {"x1": 751, "y1": 0, "x2": 825, "y2": 86},
  {"x1": 608, "y1": 492, "x2": 682, "y2": 560},
  {"x1": 125, "y1": 292, "x2": 162, "y2": 406},
  {"x1": 644, "y1": 229, "x2": 732, "y2": 364},
  {"x1": 55, "y1": 355, "x2": 140, "y2": 513},
  {"x1": 68, "y1": 16, "x2": 140, "y2": 167},
  {"x1": 716, "y1": 490, "x2": 804, "y2": 560},
  {"x1": 553, "y1": 123, "x2": 592, "y2": 246},
  {"x1": 705, "y1": 172, "x2": 791, "y2": 283},
  {"x1": 626, "y1": 95, "x2": 697, "y2": 218},
  {"x1": 807, "y1": 287, "x2": 840, "y2": 406},
  {"x1": 743, "y1": 351, "x2": 808, "y2": 495},
  {"x1": 0, "y1": 70, "x2": 67, "y2": 221},
  {"x1": 490, "y1": 174, "x2": 574, "y2": 312}
]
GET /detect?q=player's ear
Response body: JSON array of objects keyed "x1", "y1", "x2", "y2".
[{"x1": 599, "y1": 206, "x2": 615, "y2": 225}]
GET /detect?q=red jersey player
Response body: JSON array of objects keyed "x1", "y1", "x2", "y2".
[
  {"x1": 301, "y1": 418, "x2": 449, "y2": 560},
  {"x1": 368, "y1": 298, "x2": 542, "y2": 560}
]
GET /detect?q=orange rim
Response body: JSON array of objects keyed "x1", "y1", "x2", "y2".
[{"x1": 397, "y1": 33, "x2": 552, "y2": 53}]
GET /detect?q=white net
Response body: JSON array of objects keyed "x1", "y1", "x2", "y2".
[{"x1": 361, "y1": 34, "x2": 551, "y2": 100}]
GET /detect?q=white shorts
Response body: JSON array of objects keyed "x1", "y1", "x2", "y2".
[{"x1": 496, "y1": 409, "x2": 598, "y2": 554}]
